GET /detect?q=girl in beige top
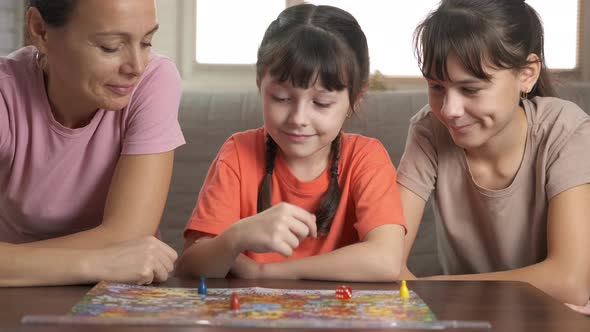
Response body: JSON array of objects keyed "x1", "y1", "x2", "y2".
[{"x1": 397, "y1": 0, "x2": 590, "y2": 306}]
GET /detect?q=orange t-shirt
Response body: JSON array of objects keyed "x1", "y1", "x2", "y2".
[{"x1": 184, "y1": 128, "x2": 406, "y2": 263}]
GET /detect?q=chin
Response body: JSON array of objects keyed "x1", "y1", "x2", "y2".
[
  {"x1": 452, "y1": 136, "x2": 486, "y2": 150},
  {"x1": 99, "y1": 98, "x2": 131, "y2": 111}
]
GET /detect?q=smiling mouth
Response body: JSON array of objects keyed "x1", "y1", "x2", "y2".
[
  {"x1": 449, "y1": 123, "x2": 476, "y2": 133},
  {"x1": 282, "y1": 131, "x2": 315, "y2": 141},
  {"x1": 107, "y1": 85, "x2": 135, "y2": 96}
]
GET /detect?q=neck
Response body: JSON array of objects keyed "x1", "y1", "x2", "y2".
[
  {"x1": 281, "y1": 146, "x2": 331, "y2": 182},
  {"x1": 465, "y1": 105, "x2": 528, "y2": 163},
  {"x1": 44, "y1": 70, "x2": 97, "y2": 129}
]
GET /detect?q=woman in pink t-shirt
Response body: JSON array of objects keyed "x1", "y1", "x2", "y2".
[
  {"x1": 397, "y1": 0, "x2": 590, "y2": 307},
  {"x1": 0, "y1": 0, "x2": 185, "y2": 286}
]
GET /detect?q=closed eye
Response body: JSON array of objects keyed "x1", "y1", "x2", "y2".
[
  {"x1": 462, "y1": 87, "x2": 481, "y2": 94},
  {"x1": 271, "y1": 95, "x2": 290, "y2": 103},
  {"x1": 100, "y1": 45, "x2": 119, "y2": 53},
  {"x1": 313, "y1": 101, "x2": 332, "y2": 108}
]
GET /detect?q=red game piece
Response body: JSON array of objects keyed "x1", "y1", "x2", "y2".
[
  {"x1": 335, "y1": 285, "x2": 352, "y2": 300},
  {"x1": 231, "y1": 292, "x2": 240, "y2": 310}
]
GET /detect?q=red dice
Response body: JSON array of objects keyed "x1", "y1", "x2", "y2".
[{"x1": 335, "y1": 285, "x2": 352, "y2": 300}]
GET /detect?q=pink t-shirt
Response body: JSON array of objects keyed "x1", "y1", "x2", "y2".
[{"x1": 0, "y1": 47, "x2": 185, "y2": 243}]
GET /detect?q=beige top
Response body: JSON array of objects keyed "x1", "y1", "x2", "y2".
[{"x1": 397, "y1": 97, "x2": 590, "y2": 274}]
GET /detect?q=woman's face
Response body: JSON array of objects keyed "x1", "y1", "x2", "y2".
[{"x1": 40, "y1": 0, "x2": 158, "y2": 113}]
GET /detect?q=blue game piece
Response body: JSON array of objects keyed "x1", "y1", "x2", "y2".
[{"x1": 198, "y1": 276, "x2": 207, "y2": 295}]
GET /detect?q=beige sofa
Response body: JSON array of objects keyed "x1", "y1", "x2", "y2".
[{"x1": 161, "y1": 83, "x2": 590, "y2": 277}]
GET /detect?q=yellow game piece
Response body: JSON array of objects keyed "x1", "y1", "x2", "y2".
[{"x1": 399, "y1": 280, "x2": 410, "y2": 299}]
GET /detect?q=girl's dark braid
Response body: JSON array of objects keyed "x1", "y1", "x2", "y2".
[
  {"x1": 316, "y1": 133, "x2": 342, "y2": 235},
  {"x1": 257, "y1": 133, "x2": 343, "y2": 236},
  {"x1": 257, "y1": 135, "x2": 279, "y2": 213}
]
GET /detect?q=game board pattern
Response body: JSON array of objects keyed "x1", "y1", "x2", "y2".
[{"x1": 63, "y1": 281, "x2": 437, "y2": 328}]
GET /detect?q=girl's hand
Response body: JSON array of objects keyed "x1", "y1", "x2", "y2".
[
  {"x1": 230, "y1": 255, "x2": 264, "y2": 279},
  {"x1": 232, "y1": 202, "x2": 317, "y2": 257}
]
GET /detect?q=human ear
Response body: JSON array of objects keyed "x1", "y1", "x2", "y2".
[
  {"x1": 26, "y1": 7, "x2": 49, "y2": 54},
  {"x1": 351, "y1": 83, "x2": 369, "y2": 113},
  {"x1": 519, "y1": 53, "x2": 541, "y2": 94}
]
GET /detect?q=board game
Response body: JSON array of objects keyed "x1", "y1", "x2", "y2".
[{"x1": 22, "y1": 281, "x2": 491, "y2": 329}]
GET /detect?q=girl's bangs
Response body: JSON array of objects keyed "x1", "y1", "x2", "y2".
[
  {"x1": 265, "y1": 27, "x2": 349, "y2": 91},
  {"x1": 418, "y1": 11, "x2": 492, "y2": 82}
]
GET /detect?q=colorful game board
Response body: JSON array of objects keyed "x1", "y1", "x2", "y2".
[{"x1": 22, "y1": 281, "x2": 491, "y2": 329}]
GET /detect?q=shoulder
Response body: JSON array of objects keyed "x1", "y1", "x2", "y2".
[
  {"x1": 407, "y1": 104, "x2": 448, "y2": 139},
  {"x1": 341, "y1": 133, "x2": 384, "y2": 150},
  {"x1": 409, "y1": 104, "x2": 437, "y2": 127},
  {"x1": 122, "y1": 53, "x2": 183, "y2": 119},
  {"x1": 527, "y1": 97, "x2": 590, "y2": 143},
  {"x1": 405, "y1": 104, "x2": 450, "y2": 148},
  {"x1": 227, "y1": 127, "x2": 265, "y2": 149},
  {"x1": 144, "y1": 53, "x2": 180, "y2": 78},
  {"x1": 340, "y1": 133, "x2": 392, "y2": 168},
  {"x1": 0, "y1": 47, "x2": 41, "y2": 131},
  {"x1": 217, "y1": 128, "x2": 265, "y2": 165},
  {"x1": 0, "y1": 47, "x2": 37, "y2": 90},
  {"x1": 133, "y1": 53, "x2": 181, "y2": 92},
  {"x1": 529, "y1": 97, "x2": 588, "y2": 125}
]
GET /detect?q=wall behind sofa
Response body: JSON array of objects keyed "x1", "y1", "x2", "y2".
[{"x1": 0, "y1": 0, "x2": 23, "y2": 56}]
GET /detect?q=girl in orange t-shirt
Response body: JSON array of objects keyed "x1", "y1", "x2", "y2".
[{"x1": 176, "y1": 4, "x2": 406, "y2": 281}]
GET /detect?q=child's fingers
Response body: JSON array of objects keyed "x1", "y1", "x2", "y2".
[
  {"x1": 296, "y1": 211, "x2": 318, "y2": 238},
  {"x1": 288, "y1": 218, "x2": 311, "y2": 241},
  {"x1": 271, "y1": 240, "x2": 294, "y2": 257},
  {"x1": 290, "y1": 207, "x2": 317, "y2": 238},
  {"x1": 282, "y1": 231, "x2": 300, "y2": 249}
]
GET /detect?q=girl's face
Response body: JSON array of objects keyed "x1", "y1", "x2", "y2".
[
  {"x1": 426, "y1": 54, "x2": 524, "y2": 150},
  {"x1": 40, "y1": 0, "x2": 158, "y2": 113},
  {"x1": 259, "y1": 73, "x2": 351, "y2": 168}
]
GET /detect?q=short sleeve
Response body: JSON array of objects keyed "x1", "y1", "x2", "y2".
[
  {"x1": 546, "y1": 118, "x2": 590, "y2": 198},
  {"x1": 184, "y1": 138, "x2": 242, "y2": 238},
  {"x1": 121, "y1": 57, "x2": 185, "y2": 155},
  {"x1": 396, "y1": 110, "x2": 438, "y2": 201},
  {"x1": 0, "y1": 90, "x2": 10, "y2": 154},
  {"x1": 351, "y1": 140, "x2": 407, "y2": 240}
]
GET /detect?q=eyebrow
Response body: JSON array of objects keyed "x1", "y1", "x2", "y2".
[
  {"x1": 269, "y1": 80, "x2": 334, "y2": 93},
  {"x1": 453, "y1": 79, "x2": 484, "y2": 84},
  {"x1": 427, "y1": 78, "x2": 483, "y2": 85},
  {"x1": 94, "y1": 24, "x2": 160, "y2": 38}
]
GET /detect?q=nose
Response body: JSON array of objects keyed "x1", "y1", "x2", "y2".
[
  {"x1": 440, "y1": 90, "x2": 464, "y2": 119},
  {"x1": 120, "y1": 47, "x2": 146, "y2": 77},
  {"x1": 287, "y1": 101, "x2": 310, "y2": 127}
]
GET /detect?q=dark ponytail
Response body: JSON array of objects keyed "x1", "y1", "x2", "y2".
[
  {"x1": 522, "y1": 3, "x2": 556, "y2": 97},
  {"x1": 257, "y1": 134, "x2": 342, "y2": 235}
]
